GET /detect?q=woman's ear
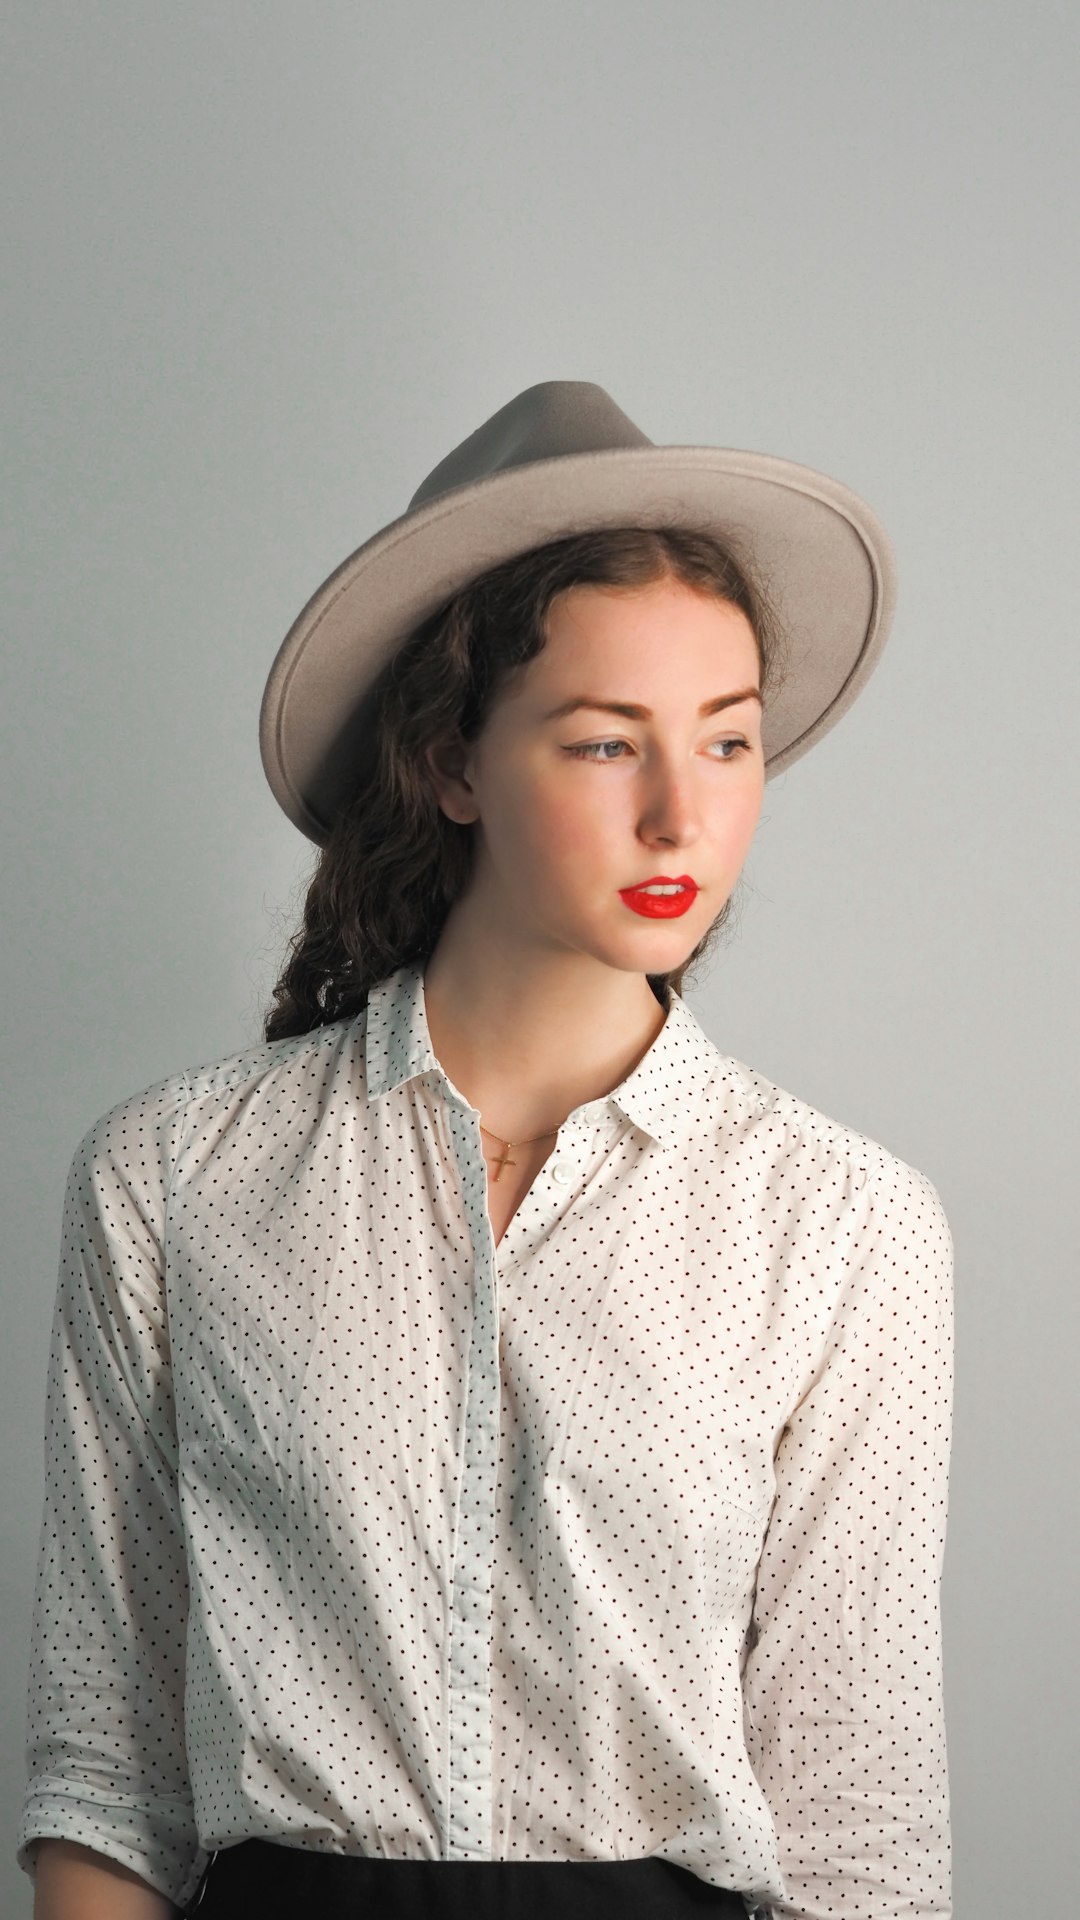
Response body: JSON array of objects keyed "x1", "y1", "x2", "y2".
[{"x1": 423, "y1": 732, "x2": 479, "y2": 825}]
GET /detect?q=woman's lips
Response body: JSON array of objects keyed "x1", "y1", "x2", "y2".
[{"x1": 618, "y1": 882, "x2": 699, "y2": 919}]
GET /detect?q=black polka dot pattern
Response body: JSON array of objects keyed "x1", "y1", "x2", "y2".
[{"x1": 18, "y1": 962, "x2": 953, "y2": 1917}]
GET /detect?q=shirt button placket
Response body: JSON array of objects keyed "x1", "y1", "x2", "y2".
[{"x1": 445, "y1": 1119, "x2": 500, "y2": 1858}]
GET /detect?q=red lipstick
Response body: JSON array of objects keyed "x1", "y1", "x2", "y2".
[{"x1": 618, "y1": 874, "x2": 699, "y2": 919}]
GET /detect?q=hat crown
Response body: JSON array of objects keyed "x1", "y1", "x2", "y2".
[{"x1": 408, "y1": 379, "x2": 654, "y2": 511}]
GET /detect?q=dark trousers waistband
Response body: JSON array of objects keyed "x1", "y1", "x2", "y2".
[{"x1": 187, "y1": 1839, "x2": 755, "y2": 1918}]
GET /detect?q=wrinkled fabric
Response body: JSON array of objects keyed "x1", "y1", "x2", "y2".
[{"x1": 19, "y1": 962, "x2": 952, "y2": 1918}]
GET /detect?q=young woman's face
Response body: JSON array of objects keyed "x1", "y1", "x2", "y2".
[{"x1": 430, "y1": 574, "x2": 766, "y2": 977}]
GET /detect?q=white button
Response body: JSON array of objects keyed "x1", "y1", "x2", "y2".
[{"x1": 551, "y1": 1163, "x2": 575, "y2": 1185}]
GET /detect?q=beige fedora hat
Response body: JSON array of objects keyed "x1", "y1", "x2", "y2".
[{"x1": 259, "y1": 380, "x2": 897, "y2": 845}]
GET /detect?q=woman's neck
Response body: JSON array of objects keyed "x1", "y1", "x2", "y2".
[{"x1": 421, "y1": 937, "x2": 668, "y2": 1143}]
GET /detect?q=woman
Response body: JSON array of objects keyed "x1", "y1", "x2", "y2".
[{"x1": 20, "y1": 382, "x2": 953, "y2": 1919}]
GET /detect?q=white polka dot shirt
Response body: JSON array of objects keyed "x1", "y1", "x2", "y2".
[{"x1": 19, "y1": 962, "x2": 953, "y2": 1918}]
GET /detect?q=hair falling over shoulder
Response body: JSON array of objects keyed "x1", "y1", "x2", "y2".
[{"x1": 262, "y1": 524, "x2": 788, "y2": 1042}]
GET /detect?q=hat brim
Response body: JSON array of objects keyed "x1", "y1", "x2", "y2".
[{"x1": 259, "y1": 445, "x2": 896, "y2": 845}]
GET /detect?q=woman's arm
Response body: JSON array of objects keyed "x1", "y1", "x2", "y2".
[
  {"x1": 741, "y1": 1153, "x2": 954, "y2": 1920},
  {"x1": 32, "y1": 1840, "x2": 178, "y2": 1919},
  {"x1": 18, "y1": 1076, "x2": 205, "y2": 1910}
]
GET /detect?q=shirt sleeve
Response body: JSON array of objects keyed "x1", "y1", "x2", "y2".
[
  {"x1": 740, "y1": 1153, "x2": 954, "y2": 1920},
  {"x1": 16, "y1": 1071, "x2": 208, "y2": 1911}
]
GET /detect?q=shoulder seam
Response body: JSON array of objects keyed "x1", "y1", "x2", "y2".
[
  {"x1": 166, "y1": 1066, "x2": 195, "y2": 1211},
  {"x1": 182, "y1": 1017, "x2": 356, "y2": 1102}
]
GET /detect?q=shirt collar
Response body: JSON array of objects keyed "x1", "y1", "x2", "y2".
[{"x1": 363, "y1": 960, "x2": 733, "y2": 1152}]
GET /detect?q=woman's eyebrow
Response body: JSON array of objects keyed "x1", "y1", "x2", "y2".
[{"x1": 544, "y1": 688, "x2": 762, "y2": 722}]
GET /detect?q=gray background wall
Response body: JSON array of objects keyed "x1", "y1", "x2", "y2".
[{"x1": 4, "y1": 4, "x2": 1077, "y2": 1913}]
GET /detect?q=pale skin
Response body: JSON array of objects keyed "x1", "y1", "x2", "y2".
[
  {"x1": 423, "y1": 572, "x2": 766, "y2": 1241},
  {"x1": 30, "y1": 572, "x2": 764, "y2": 1913},
  {"x1": 31, "y1": 1839, "x2": 176, "y2": 1918}
]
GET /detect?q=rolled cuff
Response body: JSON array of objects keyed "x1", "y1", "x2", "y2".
[{"x1": 17, "y1": 1779, "x2": 208, "y2": 1910}]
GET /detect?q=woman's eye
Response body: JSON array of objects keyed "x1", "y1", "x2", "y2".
[
  {"x1": 566, "y1": 740, "x2": 629, "y2": 761},
  {"x1": 565, "y1": 739, "x2": 749, "y2": 762}
]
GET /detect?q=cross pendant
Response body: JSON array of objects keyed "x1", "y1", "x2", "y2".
[{"x1": 490, "y1": 1141, "x2": 516, "y2": 1182}]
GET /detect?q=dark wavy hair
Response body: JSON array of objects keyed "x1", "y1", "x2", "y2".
[{"x1": 263, "y1": 525, "x2": 788, "y2": 1042}]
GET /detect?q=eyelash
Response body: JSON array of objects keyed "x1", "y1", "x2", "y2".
[{"x1": 564, "y1": 738, "x2": 751, "y2": 763}]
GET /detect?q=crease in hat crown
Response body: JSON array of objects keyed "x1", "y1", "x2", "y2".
[
  {"x1": 260, "y1": 376, "x2": 898, "y2": 845},
  {"x1": 408, "y1": 381, "x2": 655, "y2": 510}
]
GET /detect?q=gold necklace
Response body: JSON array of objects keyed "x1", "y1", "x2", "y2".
[{"x1": 478, "y1": 1120, "x2": 559, "y2": 1182}]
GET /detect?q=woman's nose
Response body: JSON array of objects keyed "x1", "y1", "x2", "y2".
[{"x1": 638, "y1": 768, "x2": 703, "y2": 843}]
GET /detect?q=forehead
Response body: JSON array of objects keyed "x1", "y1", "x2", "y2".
[{"x1": 536, "y1": 578, "x2": 760, "y2": 674}]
